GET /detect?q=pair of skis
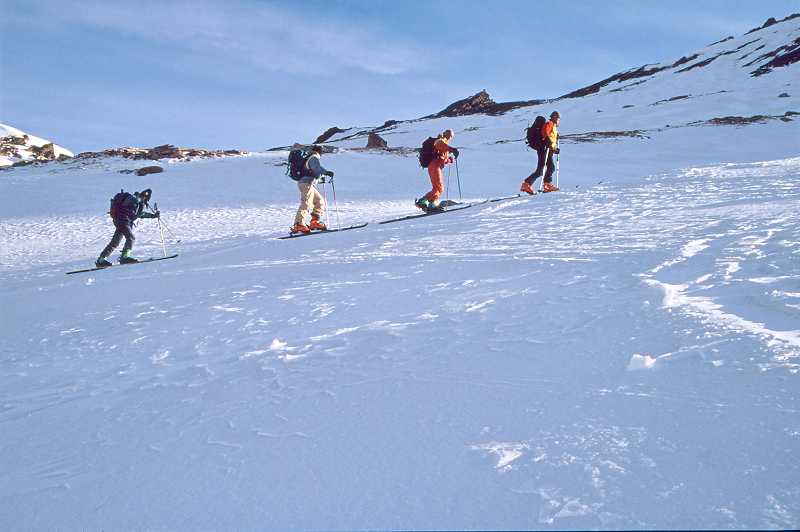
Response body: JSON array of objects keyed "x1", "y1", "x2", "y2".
[
  {"x1": 280, "y1": 199, "x2": 480, "y2": 236},
  {"x1": 277, "y1": 223, "x2": 369, "y2": 239},
  {"x1": 66, "y1": 254, "x2": 179, "y2": 275}
]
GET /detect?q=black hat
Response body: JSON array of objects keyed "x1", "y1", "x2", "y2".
[
  {"x1": 139, "y1": 188, "x2": 152, "y2": 201},
  {"x1": 311, "y1": 145, "x2": 323, "y2": 154}
]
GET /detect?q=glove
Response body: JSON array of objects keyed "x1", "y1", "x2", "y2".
[
  {"x1": 450, "y1": 147, "x2": 460, "y2": 159},
  {"x1": 325, "y1": 170, "x2": 334, "y2": 178},
  {"x1": 155, "y1": 210, "x2": 161, "y2": 218},
  {"x1": 553, "y1": 147, "x2": 560, "y2": 155}
]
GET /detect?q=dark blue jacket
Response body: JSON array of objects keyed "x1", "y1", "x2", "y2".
[{"x1": 114, "y1": 192, "x2": 157, "y2": 224}]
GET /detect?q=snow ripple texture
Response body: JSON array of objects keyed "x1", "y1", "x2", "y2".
[{"x1": 1, "y1": 157, "x2": 799, "y2": 530}]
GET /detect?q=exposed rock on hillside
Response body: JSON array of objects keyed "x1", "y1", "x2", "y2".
[
  {"x1": 562, "y1": 130, "x2": 651, "y2": 143},
  {"x1": 366, "y1": 133, "x2": 387, "y2": 149},
  {"x1": 431, "y1": 90, "x2": 544, "y2": 118},
  {"x1": 750, "y1": 36, "x2": 800, "y2": 76},
  {"x1": 690, "y1": 111, "x2": 798, "y2": 126},
  {"x1": 314, "y1": 127, "x2": 348, "y2": 144},
  {"x1": 745, "y1": 13, "x2": 799, "y2": 34},
  {"x1": 77, "y1": 144, "x2": 246, "y2": 161},
  {"x1": 0, "y1": 126, "x2": 74, "y2": 167},
  {"x1": 136, "y1": 165, "x2": 164, "y2": 176},
  {"x1": 562, "y1": 65, "x2": 671, "y2": 99}
]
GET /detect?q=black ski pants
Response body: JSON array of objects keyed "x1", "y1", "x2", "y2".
[
  {"x1": 100, "y1": 220, "x2": 135, "y2": 258},
  {"x1": 543, "y1": 149, "x2": 556, "y2": 183},
  {"x1": 525, "y1": 146, "x2": 554, "y2": 185}
]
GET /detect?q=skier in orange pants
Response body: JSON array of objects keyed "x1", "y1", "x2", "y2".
[{"x1": 416, "y1": 129, "x2": 459, "y2": 211}]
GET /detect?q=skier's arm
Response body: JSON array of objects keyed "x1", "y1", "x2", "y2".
[
  {"x1": 137, "y1": 201, "x2": 159, "y2": 219},
  {"x1": 307, "y1": 156, "x2": 332, "y2": 180}
]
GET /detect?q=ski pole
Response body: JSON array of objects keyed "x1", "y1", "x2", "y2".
[
  {"x1": 331, "y1": 178, "x2": 341, "y2": 230},
  {"x1": 455, "y1": 157, "x2": 462, "y2": 201},
  {"x1": 446, "y1": 164, "x2": 451, "y2": 200},
  {"x1": 151, "y1": 201, "x2": 168, "y2": 255},
  {"x1": 157, "y1": 218, "x2": 167, "y2": 257},
  {"x1": 556, "y1": 153, "x2": 560, "y2": 189},
  {"x1": 540, "y1": 147, "x2": 550, "y2": 192},
  {"x1": 321, "y1": 181, "x2": 330, "y2": 230},
  {"x1": 156, "y1": 216, "x2": 181, "y2": 243}
]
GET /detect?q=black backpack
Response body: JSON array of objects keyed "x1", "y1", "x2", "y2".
[
  {"x1": 287, "y1": 149, "x2": 311, "y2": 180},
  {"x1": 109, "y1": 190, "x2": 135, "y2": 219},
  {"x1": 525, "y1": 116, "x2": 547, "y2": 149},
  {"x1": 418, "y1": 137, "x2": 437, "y2": 168}
]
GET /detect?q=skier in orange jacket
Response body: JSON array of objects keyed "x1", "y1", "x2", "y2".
[
  {"x1": 521, "y1": 111, "x2": 560, "y2": 194},
  {"x1": 541, "y1": 111, "x2": 560, "y2": 192},
  {"x1": 416, "y1": 129, "x2": 459, "y2": 211}
]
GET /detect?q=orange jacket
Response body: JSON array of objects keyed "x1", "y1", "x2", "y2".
[
  {"x1": 541, "y1": 120, "x2": 558, "y2": 150},
  {"x1": 433, "y1": 137, "x2": 452, "y2": 165}
]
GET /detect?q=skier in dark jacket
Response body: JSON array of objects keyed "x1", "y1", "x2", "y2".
[
  {"x1": 521, "y1": 111, "x2": 560, "y2": 194},
  {"x1": 96, "y1": 188, "x2": 160, "y2": 266}
]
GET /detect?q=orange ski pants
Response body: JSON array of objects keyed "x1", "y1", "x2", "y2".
[{"x1": 424, "y1": 160, "x2": 445, "y2": 202}]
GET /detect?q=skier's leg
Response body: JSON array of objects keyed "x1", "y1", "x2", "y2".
[
  {"x1": 534, "y1": 146, "x2": 547, "y2": 181},
  {"x1": 98, "y1": 227, "x2": 124, "y2": 260},
  {"x1": 425, "y1": 162, "x2": 444, "y2": 204},
  {"x1": 543, "y1": 151, "x2": 555, "y2": 183},
  {"x1": 120, "y1": 223, "x2": 136, "y2": 260},
  {"x1": 294, "y1": 182, "x2": 313, "y2": 226},
  {"x1": 309, "y1": 185, "x2": 327, "y2": 230},
  {"x1": 311, "y1": 185, "x2": 325, "y2": 220}
]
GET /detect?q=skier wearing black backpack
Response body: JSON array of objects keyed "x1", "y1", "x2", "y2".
[
  {"x1": 96, "y1": 188, "x2": 160, "y2": 267},
  {"x1": 415, "y1": 129, "x2": 459, "y2": 211},
  {"x1": 287, "y1": 144, "x2": 334, "y2": 234},
  {"x1": 520, "y1": 111, "x2": 560, "y2": 194}
]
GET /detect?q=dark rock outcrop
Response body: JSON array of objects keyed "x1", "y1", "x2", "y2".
[
  {"x1": 436, "y1": 90, "x2": 495, "y2": 116},
  {"x1": 430, "y1": 90, "x2": 544, "y2": 118},
  {"x1": 750, "y1": 37, "x2": 800, "y2": 77},
  {"x1": 314, "y1": 127, "x2": 348, "y2": 144},
  {"x1": 746, "y1": 13, "x2": 799, "y2": 35},
  {"x1": 136, "y1": 165, "x2": 164, "y2": 176},
  {"x1": 1, "y1": 135, "x2": 72, "y2": 165},
  {"x1": 78, "y1": 145, "x2": 245, "y2": 161},
  {"x1": 561, "y1": 64, "x2": 669, "y2": 99},
  {"x1": 366, "y1": 133, "x2": 387, "y2": 149}
]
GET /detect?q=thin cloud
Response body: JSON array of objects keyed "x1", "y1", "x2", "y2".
[{"x1": 10, "y1": 0, "x2": 423, "y2": 76}]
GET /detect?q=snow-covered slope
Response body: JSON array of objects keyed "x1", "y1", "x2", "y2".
[
  {"x1": 319, "y1": 14, "x2": 799, "y2": 157},
  {"x1": 0, "y1": 123, "x2": 74, "y2": 167},
  {"x1": 1, "y1": 14, "x2": 799, "y2": 532}
]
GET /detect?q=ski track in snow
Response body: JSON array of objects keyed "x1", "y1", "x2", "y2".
[{"x1": 1, "y1": 158, "x2": 799, "y2": 529}]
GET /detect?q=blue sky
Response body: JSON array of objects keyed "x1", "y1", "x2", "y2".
[{"x1": 1, "y1": 0, "x2": 796, "y2": 152}]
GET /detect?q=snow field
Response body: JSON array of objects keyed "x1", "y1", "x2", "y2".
[{"x1": 1, "y1": 149, "x2": 799, "y2": 528}]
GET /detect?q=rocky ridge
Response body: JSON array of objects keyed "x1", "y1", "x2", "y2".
[
  {"x1": 310, "y1": 14, "x2": 799, "y2": 148},
  {"x1": 76, "y1": 144, "x2": 246, "y2": 161}
]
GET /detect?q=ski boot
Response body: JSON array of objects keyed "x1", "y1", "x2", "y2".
[
  {"x1": 542, "y1": 182, "x2": 560, "y2": 193},
  {"x1": 309, "y1": 216, "x2": 327, "y2": 231},
  {"x1": 415, "y1": 197, "x2": 430, "y2": 211},
  {"x1": 520, "y1": 181, "x2": 536, "y2": 195},
  {"x1": 119, "y1": 251, "x2": 139, "y2": 264},
  {"x1": 290, "y1": 223, "x2": 310, "y2": 235},
  {"x1": 95, "y1": 256, "x2": 113, "y2": 268},
  {"x1": 426, "y1": 200, "x2": 444, "y2": 213}
]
